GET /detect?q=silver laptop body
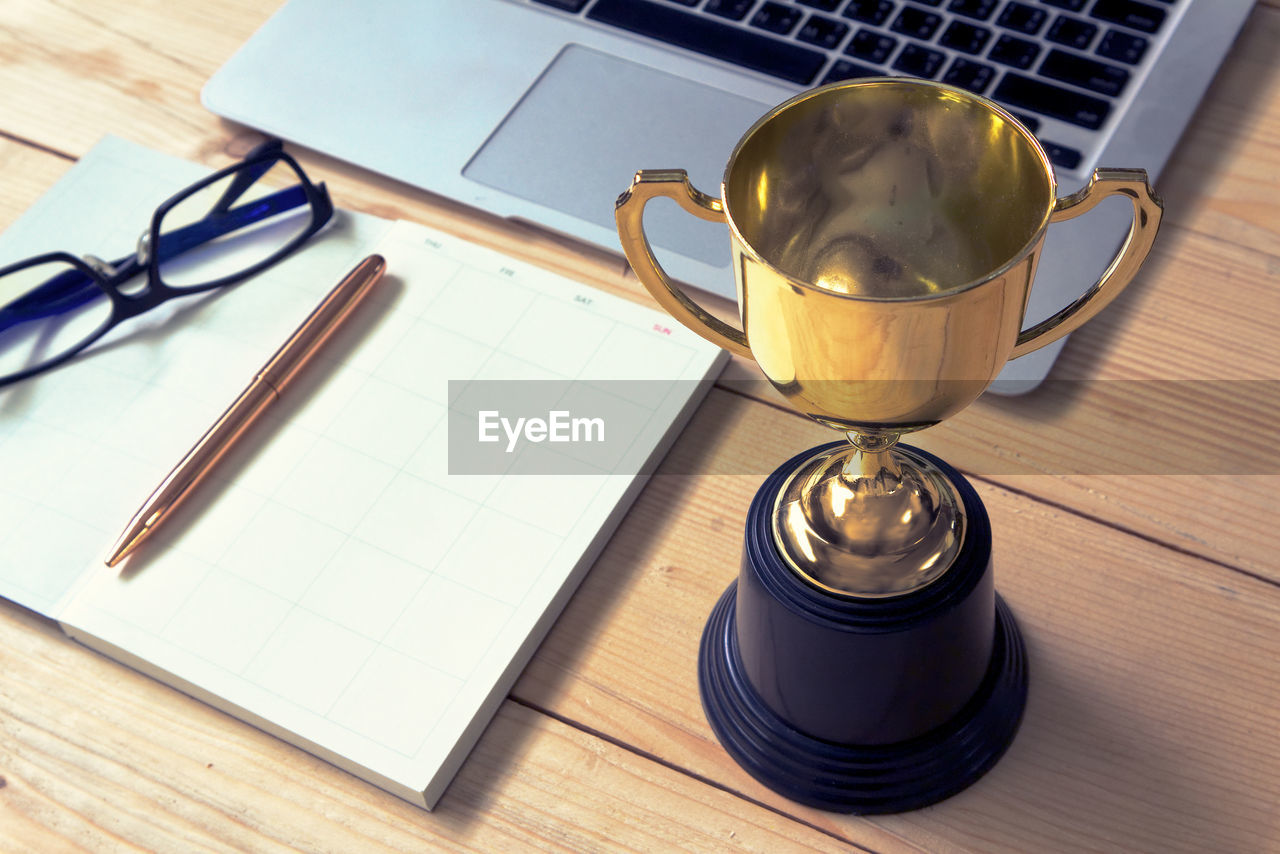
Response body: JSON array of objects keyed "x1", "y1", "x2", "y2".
[{"x1": 203, "y1": 0, "x2": 1253, "y2": 390}]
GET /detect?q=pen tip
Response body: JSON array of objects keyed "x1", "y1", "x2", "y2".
[{"x1": 105, "y1": 529, "x2": 142, "y2": 568}]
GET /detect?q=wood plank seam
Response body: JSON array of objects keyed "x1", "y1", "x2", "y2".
[
  {"x1": 508, "y1": 696, "x2": 883, "y2": 854},
  {"x1": 0, "y1": 130, "x2": 75, "y2": 163},
  {"x1": 975, "y1": 475, "x2": 1280, "y2": 589}
]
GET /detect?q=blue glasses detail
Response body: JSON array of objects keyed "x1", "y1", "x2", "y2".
[{"x1": 0, "y1": 139, "x2": 333, "y2": 389}]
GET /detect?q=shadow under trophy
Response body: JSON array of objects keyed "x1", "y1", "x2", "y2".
[{"x1": 615, "y1": 78, "x2": 1161, "y2": 813}]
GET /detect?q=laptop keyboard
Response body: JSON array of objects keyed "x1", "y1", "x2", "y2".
[{"x1": 523, "y1": 0, "x2": 1180, "y2": 174}]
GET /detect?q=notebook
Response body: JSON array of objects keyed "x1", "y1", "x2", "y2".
[
  {"x1": 201, "y1": 0, "x2": 1254, "y2": 391},
  {"x1": 0, "y1": 137, "x2": 727, "y2": 808}
]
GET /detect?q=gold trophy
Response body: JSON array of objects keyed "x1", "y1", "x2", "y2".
[{"x1": 615, "y1": 78, "x2": 1161, "y2": 812}]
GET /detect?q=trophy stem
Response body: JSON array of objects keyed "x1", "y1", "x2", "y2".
[
  {"x1": 842, "y1": 430, "x2": 902, "y2": 481},
  {"x1": 772, "y1": 437, "x2": 966, "y2": 598}
]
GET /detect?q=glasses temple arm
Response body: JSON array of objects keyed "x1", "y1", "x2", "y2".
[
  {"x1": 207, "y1": 139, "x2": 287, "y2": 215},
  {"x1": 209, "y1": 160, "x2": 276, "y2": 215},
  {"x1": 153, "y1": 184, "x2": 310, "y2": 263}
]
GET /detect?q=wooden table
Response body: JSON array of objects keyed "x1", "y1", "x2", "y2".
[{"x1": 1, "y1": 2, "x2": 1277, "y2": 851}]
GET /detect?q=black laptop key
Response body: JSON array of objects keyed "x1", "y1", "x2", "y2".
[
  {"x1": 939, "y1": 21, "x2": 992, "y2": 54},
  {"x1": 752, "y1": 2, "x2": 804, "y2": 33},
  {"x1": 666, "y1": 0, "x2": 700, "y2": 5},
  {"x1": 1089, "y1": 0, "x2": 1166, "y2": 34},
  {"x1": 996, "y1": 2, "x2": 1047, "y2": 35},
  {"x1": 942, "y1": 57, "x2": 996, "y2": 93},
  {"x1": 797, "y1": 14, "x2": 851, "y2": 49},
  {"x1": 531, "y1": 0, "x2": 591, "y2": 11},
  {"x1": 1040, "y1": 141, "x2": 1083, "y2": 171},
  {"x1": 1041, "y1": 48, "x2": 1130, "y2": 97},
  {"x1": 947, "y1": 0, "x2": 997, "y2": 20},
  {"x1": 894, "y1": 43, "x2": 946, "y2": 77},
  {"x1": 988, "y1": 34, "x2": 1040, "y2": 69},
  {"x1": 891, "y1": 6, "x2": 942, "y2": 40},
  {"x1": 1041, "y1": 0, "x2": 1086, "y2": 9},
  {"x1": 1047, "y1": 15, "x2": 1098, "y2": 51},
  {"x1": 1008, "y1": 111, "x2": 1040, "y2": 133},
  {"x1": 588, "y1": 0, "x2": 827, "y2": 84},
  {"x1": 822, "y1": 58, "x2": 888, "y2": 83},
  {"x1": 993, "y1": 72, "x2": 1111, "y2": 129},
  {"x1": 843, "y1": 0, "x2": 895, "y2": 26},
  {"x1": 847, "y1": 29, "x2": 898, "y2": 63},
  {"x1": 797, "y1": 0, "x2": 842, "y2": 10},
  {"x1": 704, "y1": 0, "x2": 755, "y2": 20},
  {"x1": 1097, "y1": 28, "x2": 1150, "y2": 64}
]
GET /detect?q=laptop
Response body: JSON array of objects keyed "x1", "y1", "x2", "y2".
[{"x1": 202, "y1": 0, "x2": 1253, "y2": 391}]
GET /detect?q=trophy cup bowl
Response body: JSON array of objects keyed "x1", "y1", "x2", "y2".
[{"x1": 615, "y1": 78, "x2": 1162, "y2": 813}]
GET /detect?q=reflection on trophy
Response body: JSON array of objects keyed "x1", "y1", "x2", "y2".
[{"x1": 615, "y1": 79, "x2": 1161, "y2": 813}]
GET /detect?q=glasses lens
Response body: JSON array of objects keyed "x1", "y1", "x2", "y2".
[
  {"x1": 156, "y1": 157, "x2": 316, "y2": 289},
  {"x1": 0, "y1": 259, "x2": 113, "y2": 383}
]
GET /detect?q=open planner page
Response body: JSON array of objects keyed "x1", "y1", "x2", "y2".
[{"x1": 0, "y1": 137, "x2": 726, "y2": 807}]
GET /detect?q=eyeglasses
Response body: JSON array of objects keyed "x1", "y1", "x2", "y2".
[{"x1": 0, "y1": 139, "x2": 334, "y2": 389}]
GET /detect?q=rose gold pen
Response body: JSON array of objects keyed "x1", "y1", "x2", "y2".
[{"x1": 105, "y1": 254, "x2": 387, "y2": 567}]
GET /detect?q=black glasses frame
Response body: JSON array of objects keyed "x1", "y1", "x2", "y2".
[{"x1": 0, "y1": 139, "x2": 334, "y2": 389}]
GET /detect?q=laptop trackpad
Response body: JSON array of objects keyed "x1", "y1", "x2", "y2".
[{"x1": 463, "y1": 45, "x2": 773, "y2": 268}]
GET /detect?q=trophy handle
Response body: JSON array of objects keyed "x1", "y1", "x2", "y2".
[
  {"x1": 1010, "y1": 168, "x2": 1163, "y2": 359},
  {"x1": 615, "y1": 170, "x2": 753, "y2": 358}
]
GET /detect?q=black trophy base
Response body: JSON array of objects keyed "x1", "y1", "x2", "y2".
[{"x1": 697, "y1": 444, "x2": 1028, "y2": 814}]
